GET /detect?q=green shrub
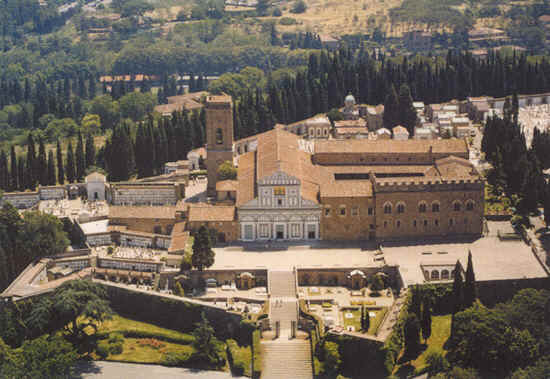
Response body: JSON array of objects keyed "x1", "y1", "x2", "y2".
[
  {"x1": 109, "y1": 341, "x2": 123, "y2": 355},
  {"x1": 163, "y1": 350, "x2": 193, "y2": 366},
  {"x1": 252, "y1": 330, "x2": 262, "y2": 378},
  {"x1": 108, "y1": 333, "x2": 124, "y2": 344},
  {"x1": 96, "y1": 344, "x2": 109, "y2": 359},
  {"x1": 291, "y1": 0, "x2": 307, "y2": 13},
  {"x1": 425, "y1": 351, "x2": 449, "y2": 375},
  {"x1": 226, "y1": 339, "x2": 247, "y2": 376},
  {"x1": 272, "y1": 7, "x2": 282, "y2": 16},
  {"x1": 279, "y1": 17, "x2": 297, "y2": 25}
]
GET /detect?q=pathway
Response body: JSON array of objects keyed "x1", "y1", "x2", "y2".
[{"x1": 261, "y1": 270, "x2": 313, "y2": 379}]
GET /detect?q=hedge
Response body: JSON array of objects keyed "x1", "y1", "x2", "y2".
[
  {"x1": 97, "y1": 329, "x2": 195, "y2": 345},
  {"x1": 383, "y1": 291, "x2": 411, "y2": 376},
  {"x1": 226, "y1": 339, "x2": 249, "y2": 376},
  {"x1": 252, "y1": 329, "x2": 262, "y2": 379}
]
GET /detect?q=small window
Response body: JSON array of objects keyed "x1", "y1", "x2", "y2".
[
  {"x1": 369, "y1": 224, "x2": 375, "y2": 230},
  {"x1": 384, "y1": 203, "x2": 392, "y2": 214},
  {"x1": 351, "y1": 207, "x2": 359, "y2": 216},
  {"x1": 423, "y1": 220, "x2": 428, "y2": 227},
  {"x1": 216, "y1": 128, "x2": 223, "y2": 144},
  {"x1": 449, "y1": 218, "x2": 454, "y2": 226},
  {"x1": 441, "y1": 270, "x2": 450, "y2": 279},
  {"x1": 435, "y1": 219, "x2": 439, "y2": 227},
  {"x1": 277, "y1": 199, "x2": 283, "y2": 206},
  {"x1": 466, "y1": 201, "x2": 474, "y2": 211},
  {"x1": 396, "y1": 220, "x2": 401, "y2": 228},
  {"x1": 384, "y1": 221, "x2": 388, "y2": 228},
  {"x1": 324, "y1": 208, "x2": 331, "y2": 217},
  {"x1": 454, "y1": 202, "x2": 461, "y2": 211},
  {"x1": 368, "y1": 207, "x2": 373, "y2": 215},
  {"x1": 397, "y1": 203, "x2": 405, "y2": 213},
  {"x1": 431, "y1": 270, "x2": 440, "y2": 280},
  {"x1": 419, "y1": 203, "x2": 427, "y2": 213},
  {"x1": 340, "y1": 207, "x2": 346, "y2": 216},
  {"x1": 413, "y1": 220, "x2": 417, "y2": 228},
  {"x1": 432, "y1": 203, "x2": 440, "y2": 212}
]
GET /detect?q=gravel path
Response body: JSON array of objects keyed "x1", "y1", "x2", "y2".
[{"x1": 72, "y1": 361, "x2": 244, "y2": 379}]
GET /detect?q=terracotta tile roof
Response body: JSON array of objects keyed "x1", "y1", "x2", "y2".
[
  {"x1": 334, "y1": 127, "x2": 369, "y2": 135},
  {"x1": 326, "y1": 165, "x2": 433, "y2": 175},
  {"x1": 109, "y1": 206, "x2": 176, "y2": 219},
  {"x1": 188, "y1": 204, "x2": 236, "y2": 222},
  {"x1": 236, "y1": 152, "x2": 256, "y2": 206},
  {"x1": 314, "y1": 138, "x2": 468, "y2": 155},
  {"x1": 320, "y1": 180, "x2": 373, "y2": 198},
  {"x1": 216, "y1": 180, "x2": 237, "y2": 191},
  {"x1": 334, "y1": 119, "x2": 367, "y2": 128},
  {"x1": 169, "y1": 222, "x2": 190, "y2": 253}
]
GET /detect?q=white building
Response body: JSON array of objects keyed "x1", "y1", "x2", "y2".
[
  {"x1": 392, "y1": 125, "x2": 410, "y2": 140},
  {"x1": 86, "y1": 172, "x2": 107, "y2": 201}
]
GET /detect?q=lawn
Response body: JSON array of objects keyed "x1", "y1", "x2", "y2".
[
  {"x1": 394, "y1": 314, "x2": 452, "y2": 376},
  {"x1": 410, "y1": 315, "x2": 451, "y2": 371},
  {"x1": 94, "y1": 314, "x2": 194, "y2": 344},
  {"x1": 101, "y1": 338, "x2": 195, "y2": 363},
  {"x1": 341, "y1": 307, "x2": 388, "y2": 334}
]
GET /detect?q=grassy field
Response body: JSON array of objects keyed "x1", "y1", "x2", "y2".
[
  {"x1": 394, "y1": 314, "x2": 452, "y2": 376},
  {"x1": 272, "y1": 0, "x2": 403, "y2": 36},
  {"x1": 102, "y1": 338, "x2": 195, "y2": 363}
]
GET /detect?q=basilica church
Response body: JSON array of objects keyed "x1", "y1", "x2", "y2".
[{"x1": 200, "y1": 95, "x2": 484, "y2": 242}]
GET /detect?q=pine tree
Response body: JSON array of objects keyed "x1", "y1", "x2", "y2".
[
  {"x1": 451, "y1": 260, "x2": 464, "y2": 314},
  {"x1": 421, "y1": 297, "x2": 432, "y2": 341},
  {"x1": 47, "y1": 150, "x2": 56, "y2": 185},
  {"x1": 37, "y1": 137, "x2": 48, "y2": 186},
  {"x1": 56, "y1": 139, "x2": 65, "y2": 185},
  {"x1": 85, "y1": 133, "x2": 96, "y2": 169},
  {"x1": 463, "y1": 250, "x2": 476, "y2": 308},
  {"x1": 76, "y1": 132, "x2": 86, "y2": 182},
  {"x1": 66, "y1": 141, "x2": 76, "y2": 183}
]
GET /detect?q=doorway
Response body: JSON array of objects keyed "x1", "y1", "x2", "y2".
[{"x1": 275, "y1": 224, "x2": 285, "y2": 239}]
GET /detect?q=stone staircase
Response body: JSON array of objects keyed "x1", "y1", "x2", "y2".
[
  {"x1": 260, "y1": 270, "x2": 312, "y2": 379},
  {"x1": 261, "y1": 339, "x2": 313, "y2": 379}
]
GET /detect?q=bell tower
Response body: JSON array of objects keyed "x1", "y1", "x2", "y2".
[{"x1": 206, "y1": 95, "x2": 234, "y2": 197}]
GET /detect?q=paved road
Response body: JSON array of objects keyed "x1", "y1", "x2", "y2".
[{"x1": 72, "y1": 361, "x2": 244, "y2": 379}]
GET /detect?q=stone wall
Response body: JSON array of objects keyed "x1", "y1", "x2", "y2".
[
  {"x1": 320, "y1": 196, "x2": 376, "y2": 240},
  {"x1": 187, "y1": 220, "x2": 240, "y2": 242}
]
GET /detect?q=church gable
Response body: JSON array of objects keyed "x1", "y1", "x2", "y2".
[{"x1": 258, "y1": 171, "x2": 300, "y2": 186}]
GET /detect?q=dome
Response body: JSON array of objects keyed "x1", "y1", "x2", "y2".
[{"x1": 344, "y1": 93, "x2": 356, "y2": 106}]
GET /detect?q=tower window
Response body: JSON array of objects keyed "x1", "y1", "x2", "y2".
[{"x1": 216, "y1": 128, "x2": 223, "y2": 144}]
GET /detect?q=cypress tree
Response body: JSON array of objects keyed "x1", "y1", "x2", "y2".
[
  {"x1": 10, "y1": 146, "x2": 17, "y2": 191},
  {"x1": 37, "y1": 137, "x2": 48, "y2": 186},
  {"x1": 398, "y1": 83, "x2": 418, "y2": 136},
  {"x1": 56, "y1": 139, "x2": 65, "y2": 185},
  {"x1": 404, "y1": 313, "x2": 421, "y2": 356},
  {"x1": 85, "y1": 132, "x2": 96, "y2": 168},
  {"x1": 451, "y1": 260, "x2": 464, "y2": 314},
  {"x1": 364, "y1": 307, "x2": 370, "y2": 332},
  {"x1": 18, "y1": 156, "x2": 26, "y2": 191},
  {"x1": 463, "y1": 250, "x2": 477, "y2": 308},
  {"x1": 0, "y1": 150, "x2": 7, "y2": 191},
  {"x1": 47, "y1": 150, "x2": 56, "y2": 185},
  {"x1": 66, "y1": 141, "x2": 76, "y2": 183},
  {"x1": 421, "y1": 297, "x2": 432, "y2": 341},
  {"x1": 26, "y1": 133, "x2": 36, "y2": 188},
  {"x1": 383, "y1": 84, "x2": 400, "y2": 129},
  {"x1": 76, "y1": 132, "x2": 86, "y2": 182}
]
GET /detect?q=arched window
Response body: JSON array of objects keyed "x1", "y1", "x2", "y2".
[
  {"x1": 453, "y1": 201, "x2": 462, "y2": 212},
  {"x1": 432, "y1": 202, "x2": 440, "y2": 212},
  {"x1": 466, "y1": 200, "x2": 474, "y2": 211},
  {"x1": 244, "y1": 144, "x2": 248, "y2": 153},
  {"x1": 431, "y1": 270, "x2": 439, "y2": 280},
  {"x1": 216, "y1": 128, "x2": 223, "y2": 144},
  {"x1": 441, "y1": 270, "x2": 450, "y2": 279},
  {"x1": 397, "y1": 203, "x2": 405, "y2": 213},
  {"x1": 418, "y1": 202, "x2": 427, "y2": 213},
  {"x1": 449, "y1": 218, "x2": 454, "y2": 226},
  {"x1": 317, "y1": 128, "x2": 322, "y2": 136},
  {"x1": 396, "y1": 220, "x2": 401, "y2": 228},
  {"x1": 384, "y1": 202, "x2": 392, "y2": 214},
  {"x1": 324, "y1": 128, "x2": 329, "y2": 136}
]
